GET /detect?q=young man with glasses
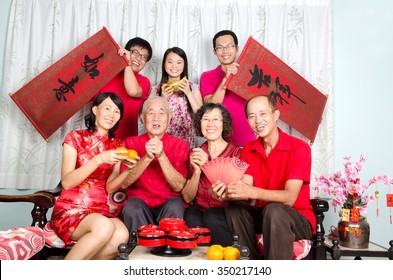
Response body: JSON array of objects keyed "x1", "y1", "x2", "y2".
[
  {"x1": 98, "y1": 37, "x2": 153, "y2": 141},
  {"x1": 200, "y1": 30, "x2": 256, "y2": 147}
]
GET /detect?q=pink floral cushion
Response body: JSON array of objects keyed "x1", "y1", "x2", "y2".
[
  {"x1": 43, "y1": 222, "x2": 74, "y2": 249},
  {"x1": 256, "y1": 234, "x2": 312, "y2": 260},
  {"x1": 0, "y1": 226, "x2": 44, "y2": 260},
  {"x1": 107, "y1": 189, "x2": 128, "y2": 215}
]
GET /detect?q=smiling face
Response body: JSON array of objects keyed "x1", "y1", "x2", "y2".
[
  {"x1": 164, "y1": 52, "x2": 185, "y2": 80},
  {"x1": 129, "y1": 45, "x2": 149, "y2": 72},
  {"x1": 201, "y1": 108, "x2": 224, "y2": 141},
  {"x1": 141, "y1": 97, "x2": 171, "y2": 138},
  {"x1": 92, "y1": 97, "x2": 121, "y2": 135},
  {"x1": 246, "y1": 96, "x2": 280, "y2": 139},
  {"x1": 214, "y1": 34, "x2": 239, "y2": 65}
]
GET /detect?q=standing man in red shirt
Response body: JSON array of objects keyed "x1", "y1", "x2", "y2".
[
  {"x1": 107, "y1": 96, "x2": 188, "y2": 232},
  {"x1": 99, "y1": 37, "x2": 152, "y2": 140},
  {"x1": 212, "y1": 95, "x2": 315, "y2": 259}
]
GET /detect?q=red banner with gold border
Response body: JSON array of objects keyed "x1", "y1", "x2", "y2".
[
  {"x1": 9, "y1": 27, "x2": 128, "y2": 141},
  {"x1": 225, "y1": 36, "x2": 328, "y2": 143}
]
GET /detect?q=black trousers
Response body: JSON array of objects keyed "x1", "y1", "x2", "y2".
[
  {"x1": 184, "y1": 206, "x2": 233, "y2": 246},
  {"x1": 224, "y1": 201, "x2": 313, "y2": 260},
  {"x1": 121, "y1": 196, "x2": 185, "y2": 232}
]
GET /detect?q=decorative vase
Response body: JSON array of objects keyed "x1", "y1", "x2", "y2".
[{"x1": 337, "y1": 216, "x2": 370, "y2": 249}]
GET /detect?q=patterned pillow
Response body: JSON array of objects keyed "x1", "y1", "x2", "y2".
[
  {"x1": 256, "y1": 234, "x2": 312, "y2": 260},
  {"x1": 0, "y1": 226, "x2": 45, "y2": 260},
  {"x1": 107, "y1": 189, "x2": 128, "y2": 215},
  {"x1": 43, "y1": 223, "x2": 74, "y2": 249}
]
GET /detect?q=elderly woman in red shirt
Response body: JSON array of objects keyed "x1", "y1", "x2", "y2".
[{"x1": 181, "y1": 103, "x2": 242, "y2": 246}]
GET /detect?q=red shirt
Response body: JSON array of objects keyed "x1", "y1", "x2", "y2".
[
  {"x1": 99, "y1": 71, "x2": 150, "y2": 141},
  {"x1": 191, "y1": 142, "x2": 242, "y2": 211},
  {"x1": 241, "y1": 129, "x2": 316, "y2": 233},
  {"x1": 122, "y1": 133, "x2": 189, "y2": 208}
]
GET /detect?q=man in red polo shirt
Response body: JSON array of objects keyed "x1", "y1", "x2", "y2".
[
  {"x1": 212, "y1": 94, "x2": 315, "y2": 260},
  {"x1": 108, "y1": 96, "x2": 188, "y2": 232}
]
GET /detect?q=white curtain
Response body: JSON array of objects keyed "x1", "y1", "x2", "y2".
[{"x1": 0, "y1": 0, "x2": 333, "y2": 190}]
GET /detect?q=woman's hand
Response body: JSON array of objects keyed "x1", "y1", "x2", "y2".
[
  {"x1": 161, "y1": 84, "x2": 174, "y2": 98},
  {"x1": 95, "y1": 149, "x2": 128, "y2": 165},
  {"x1": 178, "y1": 77, "x2": 191, "y2": 95},
  {"x1": 210, "y1": 180, "x2": 227, "y2": 201},
  {"x1": 190, "y1": 148, "x2": 208, "y2": 171}
]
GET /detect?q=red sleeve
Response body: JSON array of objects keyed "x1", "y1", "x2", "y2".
[
  {"x1": 288, "y1": 140, "x2": 311, "y2": 183},
  {"x1": 135, "y1": 73, "x2": 150, "y2": 100}
]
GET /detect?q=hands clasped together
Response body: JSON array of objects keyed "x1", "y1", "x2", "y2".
[{"x1": 145, "y1": 136, "x2": 164, "y2": 159}]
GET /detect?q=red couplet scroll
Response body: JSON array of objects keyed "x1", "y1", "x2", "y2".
[
  {"x1": 225, "y1": 36, "x2": 328, "y2": 143},
  {"x1": 9, "y1": 27, "x2": 128, "y2": 141}
]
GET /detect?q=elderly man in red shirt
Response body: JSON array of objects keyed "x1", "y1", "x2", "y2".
[
  {"x1": 107, "y1": 96, "x2": 188, "y2": 232},
  {"x1": 212, "y1": 94, "x2": 315, "y2": 260}
]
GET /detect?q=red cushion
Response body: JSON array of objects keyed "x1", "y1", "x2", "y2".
[
  {"x1": 256, "y1": 234, "x2": 312, "y2": 260},
  {"x1": 0, "y1": 226, "x2": 44, "y2": 260}
]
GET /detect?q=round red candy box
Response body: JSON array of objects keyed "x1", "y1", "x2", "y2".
[
  {"x1": 167, "y1": 230, "x2": 198, "y2": 249},
  {"x1": 188, "y1": 227, "x2": 211, "y2": 244},
  {"x1": 138, "y1": 229, "x2": 167, "y2": 247},
  {"x1": 137, "y1": 224, "x2": 159, "y2": 233},
  {"x1": 159, "y1": 217, "x2": 186, "y2": 232}
]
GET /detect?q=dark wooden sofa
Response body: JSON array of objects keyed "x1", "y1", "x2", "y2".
[{"x1": 1, "y1": 187, "x2": 329, "y2": 260}]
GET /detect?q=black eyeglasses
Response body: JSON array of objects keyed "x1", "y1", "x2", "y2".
[
  {"x1": 215, "y1": 44, "x2": 236, "y2": 52},
  {"x1": 130, "y1": 49, "x2": 148, "y2": 62}
]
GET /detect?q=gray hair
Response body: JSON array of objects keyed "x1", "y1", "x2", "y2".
[{"x1": 142, "y1": 96, "x2": 171, "y2": 115}]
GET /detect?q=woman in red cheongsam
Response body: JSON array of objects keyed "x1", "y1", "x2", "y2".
[{"x1": 50, "y1": 92, "x2": 137, "y2": 260}]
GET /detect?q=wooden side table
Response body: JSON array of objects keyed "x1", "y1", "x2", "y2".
[{"x1": 325, "y1": 238, "x2": 393, "y2": 260}]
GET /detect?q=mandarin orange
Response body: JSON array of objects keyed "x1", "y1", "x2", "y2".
[{"x1": 206, "y1": 244, "x2": 224, "y2": 260}]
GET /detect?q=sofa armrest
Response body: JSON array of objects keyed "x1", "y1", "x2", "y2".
[
  {"x1": 0, "y1": 191, "x2": 56, "y2": 228},
  {"x1": 310, "y1": 198, "x2": 329, "y2": 259}
]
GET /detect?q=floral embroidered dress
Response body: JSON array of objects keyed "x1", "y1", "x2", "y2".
[
  {"x1": 151, "y1": 83, "x2": 198, "y2": 148},
  {"x1": 50, "y1": 130, "x2": 122, "y2": 245}
]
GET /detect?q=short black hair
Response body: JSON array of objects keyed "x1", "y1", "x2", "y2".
[
  {"x1": 125, "y1": 37, "x2": 153, "y2": 62},
  {"x1": 212, "y1": 30, "x2": 238, "y2": 49}
]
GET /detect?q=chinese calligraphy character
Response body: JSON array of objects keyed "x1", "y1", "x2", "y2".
[
  {"x1": 53, "y1": 76, "x2": 79, "y2": 102},
  {"x1": 82, "y1": 53, "x2": 104, "y2": 79},
  {"x1": 247, "y1": 64, "x2": 307, "y2": 106},
  {"x1": 248, "y1": 64, "x2": 271, "y2": 89}
]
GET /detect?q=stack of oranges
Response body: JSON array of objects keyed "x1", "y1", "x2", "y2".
[
  {"x1": 116, "y1": 147, "x2": 138, "y2": 160},
  {"x1": 206, "y1": 244, "x2": 240, "y2": 260}
]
